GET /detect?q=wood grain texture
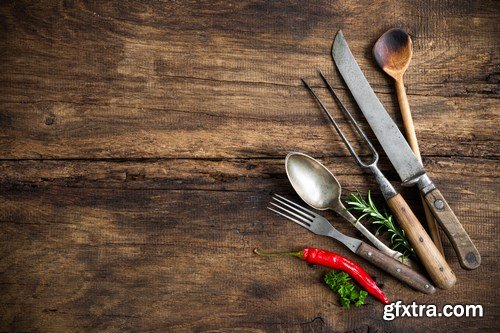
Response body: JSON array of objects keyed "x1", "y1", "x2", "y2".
[
  {"x1": 0, "y1": 0, "x2": 499, "y2": 332},
  {"x1": 355, "y1": 242, "x2": 436, "y2": 294},
  {"x1": 424, "y1": 188, "x2": 481, "y2": 269},
  {"x1": 386, "y1": 194, "x2": 457, "y2": 289}
]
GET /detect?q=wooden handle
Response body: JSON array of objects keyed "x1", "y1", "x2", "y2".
[
  {"x1": 387, "y1": 193, "x2": 456, "y2": 289},
  {"x1": 395, "y1": 79, "x2": 420, "y2": 157},
  {"x1": 356, "y1": 242, "x2": 436, "y2": 294},
  {"x1": 421, "y1": 193, "x2": 445, "y2": 254},
  {"x1": 395, "y1": 78, "x2": 444, "y2": 254},
  {"x1": 424, "y1": 188, "x2": 481, "y2": 269}
]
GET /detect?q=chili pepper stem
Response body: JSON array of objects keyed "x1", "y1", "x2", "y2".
[{"x1": 253, "y1": 248, "x2": 302, "y2": 258}]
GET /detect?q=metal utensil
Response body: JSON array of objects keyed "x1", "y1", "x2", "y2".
[
  {"x1": 332, "y1": 30, "x2": 480, "y2": 271},
  {"x1": 285, "y1": 151, "x2": 404, "y2": 263},
  {"x1": 302, "y1": 72, "x2": 456, "y2": 290},
  {"x1": 268, "y1": 194, "x2": 436, "y2": 294},
  {"x1": 373, "y1": 28, "x2": 444, "y2": 255}
]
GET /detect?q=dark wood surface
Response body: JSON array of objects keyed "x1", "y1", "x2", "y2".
[{"x1": 0, "y1": 1, "x2": 498, "y2": 332}]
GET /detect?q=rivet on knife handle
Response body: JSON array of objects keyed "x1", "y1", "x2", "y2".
[
  {"x1": 387, "y1": 193, "x2": 456, "y2": 289},
  {"x1": 424, "y1": 188, "x2": 481, "y2": 269},
  {"x1": 356, "y1": 242, "x2": 436, "y2": 294}
]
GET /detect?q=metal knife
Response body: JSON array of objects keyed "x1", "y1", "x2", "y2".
[{"x1": 332, "y1": 30, "x2": 480, "y2": 270}]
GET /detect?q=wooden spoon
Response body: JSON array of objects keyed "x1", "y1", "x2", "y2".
[{"x1": 373, "y1": 28, "x2": 445, "y2": 255}]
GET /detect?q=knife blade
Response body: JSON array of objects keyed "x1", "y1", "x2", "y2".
[
  {"x1": 331, "y1": 30, "x2": 480, "y2": 270},
  {"x1": 333, "y1": 31, "x2": 424, "y2": 184}
]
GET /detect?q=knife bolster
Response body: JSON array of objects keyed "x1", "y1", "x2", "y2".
[{"x1": 416, "y1": 174, "x2": 436, "y2": 195}]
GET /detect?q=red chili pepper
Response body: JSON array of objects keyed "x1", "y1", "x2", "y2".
[{"x1": 254, "y1": 247, "x2": 389, "y2": 305}]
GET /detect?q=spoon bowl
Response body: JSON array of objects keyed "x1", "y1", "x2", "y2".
[
  {"x1": 373, "y1": 28, "x2": 412, "y2": 80},
  {"x1": 285, "y1": 152, "x2": 341, "y2": 211}
]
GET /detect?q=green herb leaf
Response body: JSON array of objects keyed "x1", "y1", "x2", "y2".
[
  {"x1": 346, "y1": 190, "x2": 416, "y2": 261},
  {"x1": 324, "y1": 270, "x2": 368, "y2": 309},
  {"x1": 355, "y1": 290, "x2": 368, "y2": 307}
]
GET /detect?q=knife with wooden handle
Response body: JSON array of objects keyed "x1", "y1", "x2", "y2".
[{"x1": 332, "y1": 30, "x2": 480, "y2": 271}]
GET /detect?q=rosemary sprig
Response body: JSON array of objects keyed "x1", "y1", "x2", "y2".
[{"x1": 346, "y1": 191, "x2": 416, "y2": 261}]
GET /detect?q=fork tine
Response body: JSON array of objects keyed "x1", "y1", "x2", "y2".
[
  {"x1": 269, "y1": 201, "x2": 313, "y2": 223},
  {"x1": 272, "y1": 194, "x2": 316, "y2": 218},
  {"x1": 301, "y1": 78, "x2": 364, "y2": 167},
  {"x1": 267, "y1": 207, "x2": 312, "y2": 229},
  {"x1": 318, "y1": 70, "x2": 378, "y2": 164}
]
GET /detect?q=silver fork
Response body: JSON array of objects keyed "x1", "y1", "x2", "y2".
[
  {"x1": 269, "y1": 194, "x2": 435, "y2": 294},
  {"x1": 269, "y1": 194, "x2": 362, "y2": 252}
]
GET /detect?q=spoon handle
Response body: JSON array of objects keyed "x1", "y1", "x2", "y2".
[
  {"x1": 395, "y1": 79, "x2": 419, "y2": 156},
  {"x1": 352, "y1": 219, "x2": 405, "y2": 263},
  {"x1": 337, "y1": 207, "x2": 405, "y2": 263},
  {"x1": 356, "y1": 242, "x2": 436, "y2": 294},
  {"x1": 386, "y1": 193, "x2": 456, "y2": 289}
]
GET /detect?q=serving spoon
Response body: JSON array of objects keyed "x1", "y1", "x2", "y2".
[
  {"x1": 285, "y1": 152, "x2": 405, "y2": 263},
  {"x1": 373, "y1": 28, "x2": 444, "y2": 255}
]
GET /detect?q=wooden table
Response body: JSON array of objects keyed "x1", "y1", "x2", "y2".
[{"x1": 1, "y1": 1, "x2": 498, "y2": 332}]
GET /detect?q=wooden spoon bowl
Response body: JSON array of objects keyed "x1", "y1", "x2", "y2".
[{"x1": 373, "y1": 28, "x2": 412, "y2": 80}]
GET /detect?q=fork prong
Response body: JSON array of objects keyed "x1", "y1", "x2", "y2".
[
  {"x1": 318, "y1": 70, "x2": 378, "y2": 165},
  {"x1": 272, "y1": 194, "x2": 316, "y2": 218},
  {"x1": 269, "y1": 201, "x2": 313, "y2": 224},
  {"x1": 301, "y1": 78, "x2": 363, "y2": 166},
  {"x1": 267, "y1": 207, "x2": 312, "y2": 230}
]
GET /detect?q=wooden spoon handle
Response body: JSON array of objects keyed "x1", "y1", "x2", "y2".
[
  {"x1": 395, "y1": 79, "x2": 420, "y2": 156},
  {"x1": 386, "y1": 193, "x2": 456, "y2": 289},
  {"x1": 395, "y1": 78, "x2": 445, "y2": 255},
  {"x1": 423, "y1": 188, "x2": 481, "y2": 269},
  {"x1": 356, "y1": 242, "x2": 436, "y2": 294}
]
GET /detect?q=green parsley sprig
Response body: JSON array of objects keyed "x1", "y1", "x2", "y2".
[
  {"x1": 346, "y1": 190, "x2": 416, "y2": 261},
  {"x1": 324, "y1": 270, "x2": 368, "y2": 308}
]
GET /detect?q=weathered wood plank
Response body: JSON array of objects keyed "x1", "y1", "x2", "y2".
[
  {"x1": 0, "y1": 179, "x2": 497, "y2": 332},
  {"x1": 0, "y1": 157, "x2": 498, "y2": 331},
  {"x1": 0, "y1": 0, "x2": 498, "y2": 332},
  {"x1": 0, "y1": 88, "x2": 498, "y2": 159},
  {"x1": 0, "y1": 155, "x2": 498, "y2": 190},
  {"x1": 0, "y1": 1, "x2": 498, "y2": 160},
  {"x1": 0, "y1": 0, "x2": 497, "y2": 97}
]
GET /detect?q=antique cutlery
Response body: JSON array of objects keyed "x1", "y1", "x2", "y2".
[
  {"x1": 373, "y1": 28, "x2": 444, "y2": 255},
  {"x1": 332, "y1": 30, "x2": 480, "y2": 270},
  {"x1": 285, "y1": 151, "x2": 405, "y2": 263},
  {"x1": 268, "y1": 194, "x2": 436, "y2": 294},
  {"x1": 302, "y1": 73, "x2": 456, "y2": 289}
]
